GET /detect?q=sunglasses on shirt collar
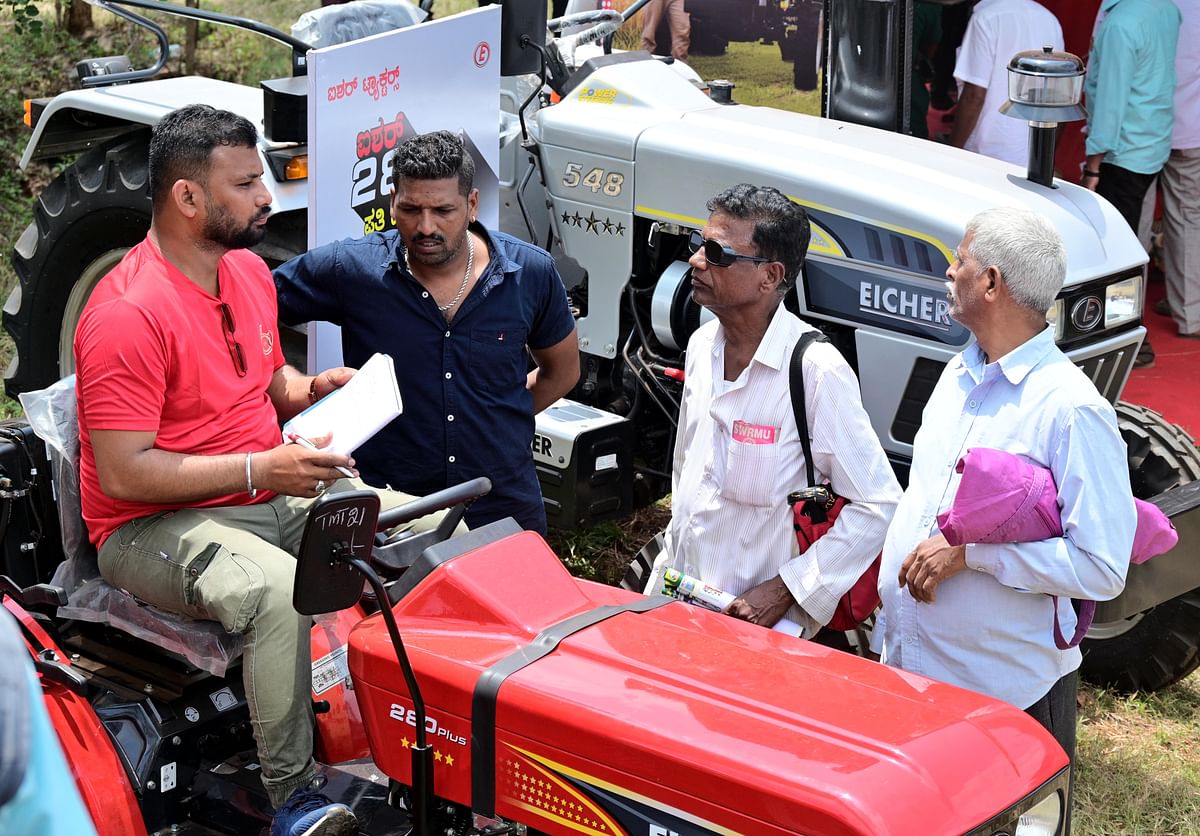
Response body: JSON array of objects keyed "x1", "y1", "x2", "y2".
[{"x1": 687, "y1": 229, "x2": 773, "y2": 267}]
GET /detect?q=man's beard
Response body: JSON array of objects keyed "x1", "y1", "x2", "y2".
[
  {"x1": 407, "y1": 230, "x2": 466, "y2": 268},
  {"x1": 204, "y1": 204, "x2": 269, "y2": 251}
]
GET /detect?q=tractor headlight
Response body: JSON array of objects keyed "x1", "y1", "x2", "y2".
[
  {"x1": 965, "y1": 767, "x2": 1068, "y2": 836},
  {"x1": 1104, "y1": 275, "x2": 1142, "y2": 329},
  {"x1": 1014, "y1": 789, "x2": 1064, "y2": 836},
  {"x1": 1046, "y1": 299, "x2": 1064, "y2": 340},
  {"x1": 1052, "y1": 269, "x2": 1143, "y2": 346}
]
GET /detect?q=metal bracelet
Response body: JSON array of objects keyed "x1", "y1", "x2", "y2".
[{"x1": 245, "y1": 451, "x2": 257, "y2": 499}]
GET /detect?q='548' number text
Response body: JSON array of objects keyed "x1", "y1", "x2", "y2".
[{"x1": 562, "y1": 163, "x2": 624, "y2": 196}]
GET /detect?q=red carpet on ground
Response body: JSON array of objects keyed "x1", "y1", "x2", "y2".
[{"x1": 1120, "y1": 279, "x2": 1200, "y2": 439}]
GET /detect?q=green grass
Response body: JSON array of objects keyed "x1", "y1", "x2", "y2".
[
  {"x1": 1075, "y1": 677, "x2": 1200, "y2": 834},
  {"x1": 686, "y1": 41, "x2": 820, "y2": 114},
  {"x1": 547, "y1": 498, "x2": 670, "y2": 584}
]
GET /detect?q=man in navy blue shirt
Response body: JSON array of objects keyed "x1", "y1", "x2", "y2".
[{"x1": 275, "y1": 131, "x2": 579, "y2": 534}]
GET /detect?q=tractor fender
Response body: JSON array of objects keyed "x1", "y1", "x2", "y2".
[
  {"x1": 1097, "y1": 480, "x2": 1200, "y2": 623},
  {"x1": 1079, "y1": 403, "x2": 1200, "y2": 692},
  {"x1": 3, "y1": 599, "x2": 144, "y2": 836},
  {"x1": 21, "y1": 77, "x2": 307, "y2": 214}
]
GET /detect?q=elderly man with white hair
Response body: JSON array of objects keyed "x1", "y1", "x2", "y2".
[{"x1": 875, "y1": 208, "x2": 1137, "y2": 817}]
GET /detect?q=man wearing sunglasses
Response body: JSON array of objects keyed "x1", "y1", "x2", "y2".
[
  {"x1": 650, "y1": 184, "x2": 900, "y2": 640},
  {"x1": 73, "y1": 105, "x2": 452, "y2": 836}
]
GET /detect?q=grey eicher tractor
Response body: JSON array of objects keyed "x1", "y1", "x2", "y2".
[{"x1": 6, "y1": 0, "x2": 1200, "y2": 694}]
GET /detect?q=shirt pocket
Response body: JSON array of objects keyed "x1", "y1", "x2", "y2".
[
  {"x1": 469, "y1": 327, "x2": 528, "y2": 394},
  {"x1": 719, "y1": 437, "x2": 780, "y2": 508}
]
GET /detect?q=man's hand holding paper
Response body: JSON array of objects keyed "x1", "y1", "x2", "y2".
[
  {"x1": 255, "y1": 432, "x2": 358, "y2": 498},
  {"x1": 282, "y1": 353, "x2": 404, "y2": 458}
]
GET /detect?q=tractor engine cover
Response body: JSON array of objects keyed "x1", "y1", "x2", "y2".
[{"x1": 348, "y1": 527, "x2": 1067, "y2": 835}]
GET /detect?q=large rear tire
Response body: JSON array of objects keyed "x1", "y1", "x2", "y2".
[
  {"x1": 686, "y1": 13, "x2": 728, "y2": 57},
  {"x1": 4, "y1": 136, "x2": 152, "y2": 397},
  {"x1": 1079, "y1": 402, "x2": 1200, "y2": 692},
  {"x1": 788, "y1": 1, "x2": 821, "y2": 91}
]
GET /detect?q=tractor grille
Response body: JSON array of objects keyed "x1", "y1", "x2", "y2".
[
  {"x1": 890, "y1": 357, "x2": 945, "y2": 445},
  {"x1": 1068, "y1": 330, "x2": 1141, "y2": 405},
  {"x1": 890, "y1": 329, "x2": 1141, "y2": 446}
]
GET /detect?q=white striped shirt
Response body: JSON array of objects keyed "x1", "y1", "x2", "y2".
[{"x1": 652, "y1": 304, "x2": 902, "y2": 636}]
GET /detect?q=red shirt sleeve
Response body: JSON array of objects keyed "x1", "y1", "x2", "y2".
[{"x1": 76, "y1": 298, "x2": 169, "y2": 433}]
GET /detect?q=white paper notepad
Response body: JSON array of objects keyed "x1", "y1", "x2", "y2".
[{"x1": 282, "y1": 352, "x2": 403, "y2": 456}]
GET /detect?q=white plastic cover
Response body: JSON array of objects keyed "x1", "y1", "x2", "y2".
[
  {"x1": 19, "y1": 377, "x2": 242, "y2": 678},
  {"x1": 291, "y1": 0, "x2": 427, "y2": 49}
]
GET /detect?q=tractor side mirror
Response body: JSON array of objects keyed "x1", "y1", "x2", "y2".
[
  {"x1": 293, "y1": 490, "x2": 380, "y2": 615},
  {"x1": 499, "y1": 0, "x2": 547, "y2": 77}
]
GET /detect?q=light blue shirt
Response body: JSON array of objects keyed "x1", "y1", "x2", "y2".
[
  {"x1": 0, "y1": 649, "x2": 97, "y2": 835},
  {"x1": 1084, "y1": 0, "x2": 1181, "y2": 174},
  {"x1": 876, "y1": 327, "x2": 1136, "y2": 709}
]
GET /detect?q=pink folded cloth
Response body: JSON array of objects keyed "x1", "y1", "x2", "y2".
[{"x1": 935, "y1": 447, "x2": 1178, "y2": 648}]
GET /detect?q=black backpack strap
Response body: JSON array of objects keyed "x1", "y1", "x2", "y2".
[{"x1": 788, "y1": 330, "x2": 827, "y2": 488}]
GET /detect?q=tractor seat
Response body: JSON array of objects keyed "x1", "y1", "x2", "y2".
[
  {"x1": 20, "y1": 377, "x2": 243, "y2": 678},
  {"x1": 290, "y1": 0, "x2": 427, "y2": 50}
]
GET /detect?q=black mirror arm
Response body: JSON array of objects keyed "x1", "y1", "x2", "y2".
[{"x1": 345, "y1": 553, "x2": 434, "y2": 835}]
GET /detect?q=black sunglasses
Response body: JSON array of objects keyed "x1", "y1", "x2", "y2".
[
  {"x1": 688, "y1": 229, "x2": 772, "y2": 267},
  {"x1": 219, "y1": 302, "x2": 248, "y2": 378}
]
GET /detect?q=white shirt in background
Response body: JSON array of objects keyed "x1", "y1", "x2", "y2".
[
  {"x1": 955, "y1": 0, "x2": 1065, "y2": 165},
  {"x1": 1170, "y1": 0, "x2": 1199, "y2": 149}
]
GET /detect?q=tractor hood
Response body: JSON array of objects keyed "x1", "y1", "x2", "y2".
[
  {"x1": 536, "y1": 56, "x2": 1145, "y2": 288},
  {"x1": 349, "y1": 530, "x2": 1067, "y2": 836}
]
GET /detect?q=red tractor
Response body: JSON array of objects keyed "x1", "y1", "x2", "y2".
[{"x1": 3, "y1": 478, "x2": 1070, "y2": 834}]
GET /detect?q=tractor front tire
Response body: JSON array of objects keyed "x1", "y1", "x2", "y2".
[
  {"x1": 4, "y1": 136, "x2": 152, "y2": 398},
  {"x1": 1079, "y1": 402, "x2": 1200, "y2": 692}
]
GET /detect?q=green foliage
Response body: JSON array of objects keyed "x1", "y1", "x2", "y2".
[
  {"x1": 3, "y1": 0, "x2": 43, "y2": 36},
  {"x1": 0, "y1": 19, "x2": 87, "y2": 289},
  {"x1": 549, "y1": 522, "x2": 625, "y2": 581}
]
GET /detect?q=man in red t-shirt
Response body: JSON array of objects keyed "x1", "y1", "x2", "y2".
[{"x1": 74, "y1": 104, "x2": 444, "y2": 836}]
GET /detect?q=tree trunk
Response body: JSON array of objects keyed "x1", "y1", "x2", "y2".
[
  {"x1": 184, "y1": 0, "x2": 200, "y2": 76},
  {"x1": 65, "y1": 0, "x2": 93, "y2": 36}
]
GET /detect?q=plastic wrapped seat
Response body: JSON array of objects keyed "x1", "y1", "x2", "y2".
[
  {"x1": 291, "y1": 0, "x2": 427, "y2": 49},
  {"x1": 20, "y1": 377, "x2": 242, "y2": 677}
]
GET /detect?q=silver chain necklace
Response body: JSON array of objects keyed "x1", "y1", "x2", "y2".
[{"x1": 406, "y1": 234, "x2": 474, "y2": 313}]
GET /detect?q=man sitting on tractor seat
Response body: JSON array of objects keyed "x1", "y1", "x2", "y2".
[{"x1": 74, "y1": 104, "x2": 454, "y2": 836}]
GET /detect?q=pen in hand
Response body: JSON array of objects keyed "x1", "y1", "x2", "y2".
[{"x1": 286, "y1": 432, "x2": 356, "y2": 479}]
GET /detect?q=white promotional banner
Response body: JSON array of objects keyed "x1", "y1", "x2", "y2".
[{"x1": 305, "y1": 6, "x2": 501, "y2": 370}]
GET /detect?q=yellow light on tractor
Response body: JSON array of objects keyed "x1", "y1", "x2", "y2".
[
  {"x1": 284, "y1": 154, "x2": 308, "y2": 181},
  {"x1": 265, "y1": 149, "x2": 309, "y2": 183},
  {"x1": 23, "y1": 99, "x2": 32, "y2": 128}
]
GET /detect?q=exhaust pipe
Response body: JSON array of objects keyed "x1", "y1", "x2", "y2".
[{"x1": 1000, "y1": 46, "x2": 1087, "y2": 188}]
